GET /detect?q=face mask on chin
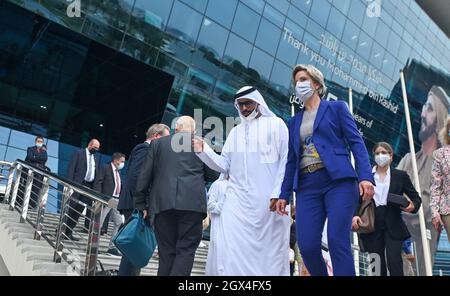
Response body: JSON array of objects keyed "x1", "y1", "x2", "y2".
[
  {"x1": 240, "y1": 106, "x2": 259, "y2": 122},
  {"x1": 375, "y1": 154, "x2": 391, "y2": 167},
  {"x1": 36, "y1": 143, "x2": 43, "y2": 148},
  {"x1": 295, "y1": 80, "x2": 315, "y2": 103},
  {"x1": 117, "y1": 163, "x2": 124, "y2": 170},
  {"x1": 89, "y1": 148, "x2": 98, "y2": 155}
]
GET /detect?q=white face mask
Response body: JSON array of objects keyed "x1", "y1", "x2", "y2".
[
  {"x1": 36, "y1": 143, "x2": 43, "y2": 148},
  {"x1": 240, "y1": 106, "x2": 259, "y2": 122},
  {"x1": 295, "y1": 80, "x2": 315, "y2": 103},
  {"x1": 375, "y1": 154, "x2": 391, "y2": 167},
  {"x1": 117, "y1": 163, "x2": 125, "y2": 170}
]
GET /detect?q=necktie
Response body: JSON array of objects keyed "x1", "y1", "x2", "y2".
[{"x1": 114, "y1": 169, "x2": 121, "y2": 196}]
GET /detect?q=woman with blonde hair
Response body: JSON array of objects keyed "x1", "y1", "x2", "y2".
[{"x1": 276, "y1": 64, "x2": 375, "y2": 276}]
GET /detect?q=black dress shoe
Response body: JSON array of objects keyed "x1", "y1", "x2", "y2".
[
  {"x1": 106, "y1": 248, "x2": 121, "y2": 256},
  {"x1": 63, "y1": 234, "x2": 80, "y2": 241}
]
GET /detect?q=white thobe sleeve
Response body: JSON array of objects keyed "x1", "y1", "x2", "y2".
[
  {"x1": 207, "y1": 182, "x2": 220, "y2": 214},
  {"x1": 270, "y1": 119, "x2": 289, "y2": 198},
  {"x1": 196, "y1": 134, "x2": 232, "y2": 174}
]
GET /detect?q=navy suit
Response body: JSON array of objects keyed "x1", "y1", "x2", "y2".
[
  {"x1": 117, "y1": 141, "x2": 150, "y2": 276},
  {"x1": 94, "y1": 163, "x2": 119, "y2": 197},
  {"x1": 280, "y1": 100, "x2": 374, "y2": 276},
  {"x1": 25, "y1": 146, "x2": 48, "y2": 169},
  {"x1": 65, "y1": 149, "x2": 99, "y2": 236},
  {"x1": 118, "y1": 142, "x2": 150, "y2": 212},
  {"x1": 67, "y1": 149, "x2": 99, "y2": 185}
]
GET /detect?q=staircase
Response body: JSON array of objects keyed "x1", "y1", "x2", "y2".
[{"x1": 0, "y1": 204, "x2": 208, "y2": 276}]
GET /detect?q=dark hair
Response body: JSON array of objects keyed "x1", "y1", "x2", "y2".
[
  {"x1": 372, "y1": 142, "x2": 393, "y2": 155},
  {"x1": 112, "y1": 152, "x2": 126, "y2": 161},
  {"x1": 35, "y1": 136, "x2": 44, "y2": 142}
]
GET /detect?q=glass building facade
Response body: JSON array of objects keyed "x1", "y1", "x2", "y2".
[{"x1": 0, "y1": 0, "x2": 449, "y2": 274}]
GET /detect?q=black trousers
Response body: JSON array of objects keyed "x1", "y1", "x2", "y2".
[
  {"x1": 30, "y1": 173, "x2": 44, "y2": 209},
  {"x1": 17, "y1": 168, "x2": 43, "y2": 209},
  {"x1": 118, "y1": 209, "x2": 141, "y2": 276},
  {"x1": 360, "y1": 206, "x2": 404, "y2": 276},
  {"x1": 64, "y1": 181, "x2": 93, "y2": 236},
  {"x1": 154, "y1": 210, "x2": 204, "y2": 276}
]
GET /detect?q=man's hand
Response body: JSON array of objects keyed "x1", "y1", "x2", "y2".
[
  {"x1": 432, "y1": 216, "x2": 444, "y2": 231},
  {"x1": 352, "y1": 216, "x2": 362, "y2": 231},
  {"x1": 143, "y1": 210, "x2": 148, "y2": 220},
  {"x1": 276, "y1": 199, "x2": 288, "y2": 216},
  {"x1": 192, "y1": 136, "x2": 204, "y2": 153},
  {"x1": 401, "y1": 199, "x2": 415, "y2": 213},
  {"x1": 269, "y1": 198, "x2": 278, "y2": 212},
  {"x1": 359, "y1": 180, "x2": 374, "y2": 201},
  {"x1": 405, "y1": 253, "x2": 416, "y2": 262}
]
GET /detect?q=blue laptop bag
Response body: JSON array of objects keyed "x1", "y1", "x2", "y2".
[{"x1": 113, "y1": 210, "x2": 157, "y2": 268}]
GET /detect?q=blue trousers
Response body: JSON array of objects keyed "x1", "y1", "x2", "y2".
[{"x1": 296, "y1": 168, "x2": 358, "y2": 276}]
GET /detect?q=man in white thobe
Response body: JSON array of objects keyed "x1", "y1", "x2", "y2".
[{"x1": 194, "y1": 86, "x2": 291, "y2": 275}]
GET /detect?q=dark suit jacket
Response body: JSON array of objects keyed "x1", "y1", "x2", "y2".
[
  {"x1": 94, "y1": 163, "x2": 121, "y2": 197},
  {"x1": 118, "y1": 142, "x2": 151, "y2": 211},
  {"x1": 67, "y1": 148, "x2": 99, "y2": 184},
  {"x1": 25, "y1": 146, "x2": 48, "y2": 169},
  {"x1": 134, "y1": 133, "x2": 219, "y2": 218},
  {"x1": 360, "y1": 168, "x2": 422, "y2": 241}
]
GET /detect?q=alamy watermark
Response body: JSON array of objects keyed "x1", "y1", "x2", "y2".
[
  {"x1": 66, "y1": 0, "x2": 81, "y2": 18},
  {"x1": 365, "y1": 0, "x2": 382, "y2": 18},
  {"x1": 169, "y1": 109, "x2": 284, "y2": 164}
]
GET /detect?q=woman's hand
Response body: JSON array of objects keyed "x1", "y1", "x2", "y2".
[
  {"x1": 352, "y1": 216, "x2": 362, "y2": 230},
  {"x1": 432, "y1": 216, "x2": 444, "y2": 231},
  {"x1": 359, "y1": 181, "x2": 374, "y2": 200},
  {"x1": 401, "y1": 202, "x2": 415, "y2": 213}
]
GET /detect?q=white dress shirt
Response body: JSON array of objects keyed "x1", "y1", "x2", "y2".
[
  {"x1": 111, "y1": 163, "x2": 121, "y2": 197},
  {"x1": 373, "y1": 166, "x2": 391, "y2": 207},
  {"x1": 84, "y1": 148, "x2": 96, "y2": 182}
]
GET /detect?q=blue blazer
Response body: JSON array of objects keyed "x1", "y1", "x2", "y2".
[
  {"x1": 25, "y1": 146, "x2": 48, "y2": 169},
  {"x1": 118, "y1": 142, "x2": 151, "y2": 211},
  {"x1": 280, "y1": 100, "x2": 374, "y2": 203}
]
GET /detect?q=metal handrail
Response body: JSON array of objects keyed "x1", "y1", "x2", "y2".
[
  {"x1": 1, "y1": 159, "x2": 113, "y2": 276},
  {"x1": 13, "y1": 160, "x2": 110, "y2": 205}
]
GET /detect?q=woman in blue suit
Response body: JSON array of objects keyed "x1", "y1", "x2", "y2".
[{"x1": 276, "y1": 64, "x2": 375, "y2": 276}]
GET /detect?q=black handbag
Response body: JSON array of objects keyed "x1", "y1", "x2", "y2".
[{"x1": 387, "y1": 193, "x2": 409, "y2": 208}]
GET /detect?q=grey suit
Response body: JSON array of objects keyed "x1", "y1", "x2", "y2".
[{"x1": 134, "y1": 132, "x2": 218, "y2": 276}]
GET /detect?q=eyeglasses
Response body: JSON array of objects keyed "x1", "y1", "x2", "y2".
[{"x1": 236, "y1": 101, "x2": 256, "y2": 108}]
